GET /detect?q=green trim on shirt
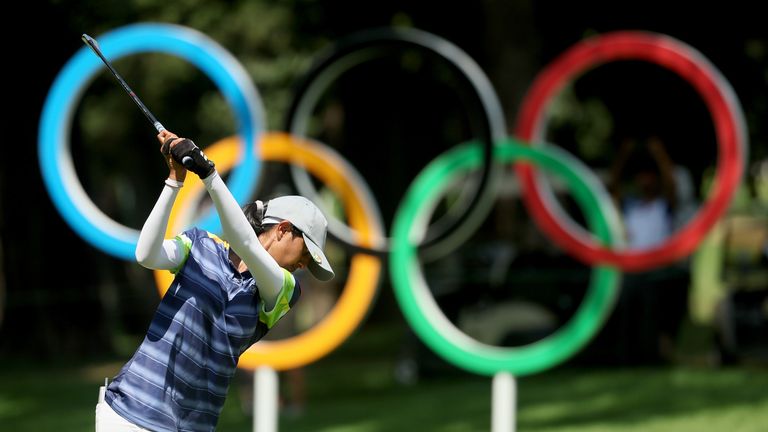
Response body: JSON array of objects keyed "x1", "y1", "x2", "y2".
[
  {"x1": 170, "y1": 233, "x2": 193, "y2": 274},
  {"x1": 259, "y1": 269, "x2": 296, "y2": 329}
]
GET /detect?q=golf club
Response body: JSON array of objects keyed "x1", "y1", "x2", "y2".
[{"x1": 81, "y1": 33, "x2": 194, "y2": 167}]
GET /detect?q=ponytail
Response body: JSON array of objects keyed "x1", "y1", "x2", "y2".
[{"x1": 243, "y1": 200, "x2": 269, "y2": 235}]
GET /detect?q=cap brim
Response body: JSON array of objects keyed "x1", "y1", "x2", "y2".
[{"x1": 303, "y1": 234, "x2": 334, "y2": 281}]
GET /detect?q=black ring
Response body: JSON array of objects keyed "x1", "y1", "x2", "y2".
[{"x1": 283, "y1": 27, "x2": 507, "y2": 258}]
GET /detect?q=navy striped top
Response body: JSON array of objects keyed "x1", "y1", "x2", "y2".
[{"x1": 105, "y1": 227, "x2": 300, "y2": 431}]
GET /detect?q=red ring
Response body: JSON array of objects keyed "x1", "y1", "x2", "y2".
[{"x1": 514, "y1": 31, "x2": 746, "y2": 271}]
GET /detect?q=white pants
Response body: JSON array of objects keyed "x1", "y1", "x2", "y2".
[{"x1": 95, "y1": 383, "x2": 151, "y2": 432}]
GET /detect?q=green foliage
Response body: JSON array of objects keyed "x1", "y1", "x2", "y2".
[
  {"x1": 76, "y1": 0, "x2": 327, "y2": 145},
  {"x1": 547, "y1": 84, "x2": 614, "y2": 165}
]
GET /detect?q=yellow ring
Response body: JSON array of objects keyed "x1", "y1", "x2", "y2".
[{"x1": 153, "y1": 132, "x2": 382, "y2": 370}]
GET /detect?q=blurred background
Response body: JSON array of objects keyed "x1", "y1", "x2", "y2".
[{"x1": 2, "y1": 0, "x2": 768, "y2": 431}]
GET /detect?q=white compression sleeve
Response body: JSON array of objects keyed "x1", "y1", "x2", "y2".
[
  {"x1": 202, "y1": 172, "x2": 284, "y2": 309},
  {"x1": 135, "y1": 184, "x2": 186, "y2": 271}
]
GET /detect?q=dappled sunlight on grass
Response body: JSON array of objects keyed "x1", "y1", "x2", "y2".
[
  {"x1": 516, "y1": 367, "x2": 768, "y2": 431},
  {"x1": 2, "y1": 325, "x2": 767, "y2": 432},
  {"x1": 0, "y1": 395, "x2": 35, "y2": 418}
]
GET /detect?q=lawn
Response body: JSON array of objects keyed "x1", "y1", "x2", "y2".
[{"x1": 1, "y1": 324, "x2": 767, "y2": 431}]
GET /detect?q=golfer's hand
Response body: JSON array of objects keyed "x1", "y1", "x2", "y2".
[{"x1": 157, "y1": 130, "x2": 187, "y2": 182}]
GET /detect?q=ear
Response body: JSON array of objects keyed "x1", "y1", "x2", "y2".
[{"x1": 275, "y1": 220, "x2": 293, "y2": 240}]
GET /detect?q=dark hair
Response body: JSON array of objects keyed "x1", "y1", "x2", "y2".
[
  {"x1": 242, "y1": 200, "x2": 269, "y2": 235},
  {"x1": 243, "y1": 199, "x2": 303, "y2": 237}
]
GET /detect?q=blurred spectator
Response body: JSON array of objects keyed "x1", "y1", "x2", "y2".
[
  {"x1": 610, "y1": 135, "x2": 678, "y2": 248},
  {"x1": 584, "y1": 135, "x2": 694, "y2": 365}
]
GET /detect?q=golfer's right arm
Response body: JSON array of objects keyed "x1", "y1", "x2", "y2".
[
  {"x1": 135, "y1": 183, "x2": 186, "y2": 270},
  {"x1": 135, "y1": 130, "x2": 188, "y2": 271}
]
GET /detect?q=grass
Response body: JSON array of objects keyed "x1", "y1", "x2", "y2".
[{"x1": 1, "y1": 324, "x2": 767, "y2": 431}]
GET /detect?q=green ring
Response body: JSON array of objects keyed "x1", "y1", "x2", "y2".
[{"x1": 389, "y1": 138, "x2": 622, "y2": 376}]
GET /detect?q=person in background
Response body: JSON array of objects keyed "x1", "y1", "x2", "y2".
[
  {"x1": 610, "y1": 135, "x2": 678, "y2": 249},
  {"x1": 596, "y1": 134, "x2": 692, "y2": 365}
]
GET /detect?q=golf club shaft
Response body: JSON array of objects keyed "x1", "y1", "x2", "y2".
[
  {"x1": 81, "y1": 33, "x2": 165, "y2": 133},
  {"x1": 81, "y1": 34, "x2": 195, "y2": 168}
]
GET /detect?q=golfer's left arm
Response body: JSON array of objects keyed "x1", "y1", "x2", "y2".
[{"x1": 202, "y1": 172, "x2": 286, "y2": 309}]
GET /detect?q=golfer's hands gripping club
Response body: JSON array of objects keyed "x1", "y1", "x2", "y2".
[
  {"x1": 160, "y1": 132, "x2": 216, "y2": 179},
  {"x1": 158, "y1": 130, "x2": 186, "y2": 182}
]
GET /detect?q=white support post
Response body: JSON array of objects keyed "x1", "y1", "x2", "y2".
[
  {"x1": 492, "y1": 372, "x2": 516, "y2": 432},
  {"x1": 253, "y1": 367, "x2": 279, "y2": 432}
]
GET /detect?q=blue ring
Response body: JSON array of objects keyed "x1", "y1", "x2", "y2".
[{"x1": 38, "y1": 23, "x2": 264, "y2": 259}]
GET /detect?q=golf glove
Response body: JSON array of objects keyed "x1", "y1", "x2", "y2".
[{"x1": 170, "y1": 138, "x2": 215, "y2": 179}]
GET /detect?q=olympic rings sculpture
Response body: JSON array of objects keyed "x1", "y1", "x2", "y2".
[{"x1": 39, "y1": 24, "x2": 746, "y2": 375}]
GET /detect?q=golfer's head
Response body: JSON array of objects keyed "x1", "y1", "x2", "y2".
[{"x1": 258, "y1": 195, "x2": 334, "y2": 281}]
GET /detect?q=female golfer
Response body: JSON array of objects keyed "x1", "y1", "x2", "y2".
[{"x1": 95, "y1": 130, "x2": 334, "y2": 431}]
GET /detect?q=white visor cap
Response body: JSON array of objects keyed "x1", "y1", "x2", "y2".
[{"x1": 262, "y1": 195, "x2": 334, "y2": 281}]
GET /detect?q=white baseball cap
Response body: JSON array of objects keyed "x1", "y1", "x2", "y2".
[{"x1": 262, "y1": 195, "x2": 334, "y2": 281}]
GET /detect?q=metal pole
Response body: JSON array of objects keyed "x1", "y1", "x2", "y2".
[
  {"x1": 254, "y1": 367, "x2": 279, "y2": 432},
  {"x1": 492, "y1": 372, "x2": 516, "y2": 432}
]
